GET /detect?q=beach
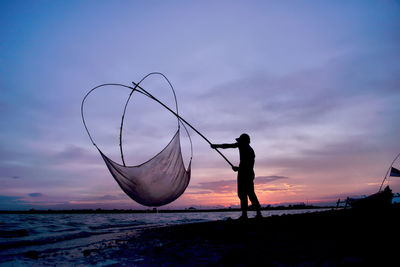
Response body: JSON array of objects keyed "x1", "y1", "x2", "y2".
[
  {"x1": 2, "y1": 1, "x2": 399, "y2": 265},
  {"x1": 1, "y1": 206, "x2": 398, "y2": 266},
  {"x1": 114, "y1": 207, "x2": 399, "y2": 266}
]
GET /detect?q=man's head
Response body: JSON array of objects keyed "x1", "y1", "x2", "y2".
[{"x1": 236, "y1": 133, "x2": 250, "y2": 144}]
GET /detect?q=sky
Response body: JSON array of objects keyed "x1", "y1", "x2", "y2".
[{"x1": 0, "y1": 0, "x2": 399, "y2": 210}]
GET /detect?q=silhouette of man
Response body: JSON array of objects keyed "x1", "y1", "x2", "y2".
[{"x1": 211, "y1": 133, "x2": 262, "y2": 219}]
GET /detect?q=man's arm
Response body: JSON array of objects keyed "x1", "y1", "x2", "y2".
[
  {"x1": 211, "y1": 143, "x2": 238, "y2": 149},
  {"x1": 210, "y1": 143, "x2": 239, "y2": 172}
]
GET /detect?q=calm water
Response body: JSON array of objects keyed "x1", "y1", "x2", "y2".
[{"x1": 0, "y1": 209, "x2": 326, "y2": 265}]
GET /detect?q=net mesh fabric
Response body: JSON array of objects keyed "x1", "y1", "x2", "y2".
[
  {"x1": 81, "y1": 73, "x2": 204, "y2": 207},
  {"x1": 98, "y1": 130, "x2": 191, "y2": 207}
]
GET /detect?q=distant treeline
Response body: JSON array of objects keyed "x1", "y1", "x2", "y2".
[{"x1": 0, "y1": 204, "x2": 331, "y2": 214}]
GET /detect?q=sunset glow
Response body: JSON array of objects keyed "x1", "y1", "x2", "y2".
[{"x1": 1, "y1": 1, "x2": 399, "y2": 210}]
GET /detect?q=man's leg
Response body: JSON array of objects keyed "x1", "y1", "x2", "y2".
[
  {"x1": 237, "y1": 175, "x2": 248, "y2": 219},
  {"x1": 248, "y1": 181, "x2": 262, "y2": 218},
  {"x1": 239, "y1": 195, "x2": 248, "y2": 218}
]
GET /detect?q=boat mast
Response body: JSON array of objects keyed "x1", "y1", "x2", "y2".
[{"x1": 379, "y1": 152, "x2": 400, "y2": 192}]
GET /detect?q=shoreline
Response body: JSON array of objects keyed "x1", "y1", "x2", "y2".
[
  {"x1": 0, "y1": 205, "x2": 331, "y2": 214},
  {"x1": 121, "y1": 206, "x2": 400, "y2": 266},
  {"x1": 3, "y1": 206, "x2": 398, "y2": 266}
]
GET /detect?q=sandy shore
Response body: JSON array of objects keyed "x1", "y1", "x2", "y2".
[
  {"x1": 14, "y1": 206, "x2": 399, "y2": 266},
  {"x1": 121, "y1": 206, "x2": 399, "y2": 266}
]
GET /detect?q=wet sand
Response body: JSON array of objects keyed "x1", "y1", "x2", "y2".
[
  {"x1": 121, "y1": 206, "x2": 399, "y2": 266},
  {"x1": 16, "y1": 206, "x2": 399, "y2": 266}
]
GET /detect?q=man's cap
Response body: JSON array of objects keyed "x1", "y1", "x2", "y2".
[{"x1": 236, "y1": 133, "x2": 250, "y2": 144}]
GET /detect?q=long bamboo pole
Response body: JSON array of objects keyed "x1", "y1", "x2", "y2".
[{"x1": 130, "y1": 81, "x2": 234, "y2": 168}]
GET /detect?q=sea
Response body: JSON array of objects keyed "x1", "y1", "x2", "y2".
[{"x1": 0, "y1": 209, "x2": 327, "y2": 265}]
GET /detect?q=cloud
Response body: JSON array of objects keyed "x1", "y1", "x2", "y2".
[
  {"x1": 195, "y1": 176, "x2": 289, "y2": 194},
  {"x1": 255, "y1": 176, "x2": 289, "y2": 184},
  {"x1": 0, "y1": 1, "x2": 399, "y2": 210},
  {"x1": 0, "y1": 195, "x2": 31, "y2": 210},
  {"x1": 261, "y1": 188, "x2": 289, "y2": 192},
  {"x1": 185, "y1": 190, "x2": 213, "y2": 195},
  {"x1": 68, "y1": 194, "x2": 129, "y2": 203},
  {"x1": 29, "y1": 193, "x2": 43, "y2": 197},
  {"x1": 191, "y1": 53, "x2": 400, "y2": 148},
  {"x1": 196, "y1": 180, "x2": 236, "y2": 194},
  {"x1": 51, "y1": 145, "x2": 99, "y2": 165},
  {"x1": 88, "y1": 194, "x2": 122, "y2": 201},
  {"x1": 0, "y1": 195, "x2": 24, "y2": 202}
]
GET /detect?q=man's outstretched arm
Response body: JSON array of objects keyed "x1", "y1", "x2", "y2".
[
  {"x1": 211, "y1": 143, "x2": 238, "y2": 149},
  {"x1": 210, "y1": 143, "x2": 239, "y2": 172}
]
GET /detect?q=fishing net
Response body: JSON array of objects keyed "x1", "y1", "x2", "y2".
[
  {"x1": 81, "y1": 73, "x2": 192, "y2": 207},
  {"x1": 98, "y1": 131, "x2": 191, "y2": 207}
]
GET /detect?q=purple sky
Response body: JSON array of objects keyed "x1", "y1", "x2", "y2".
[{"x1": 1, "y1": 1, "x2": 399, "y2": 210}]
